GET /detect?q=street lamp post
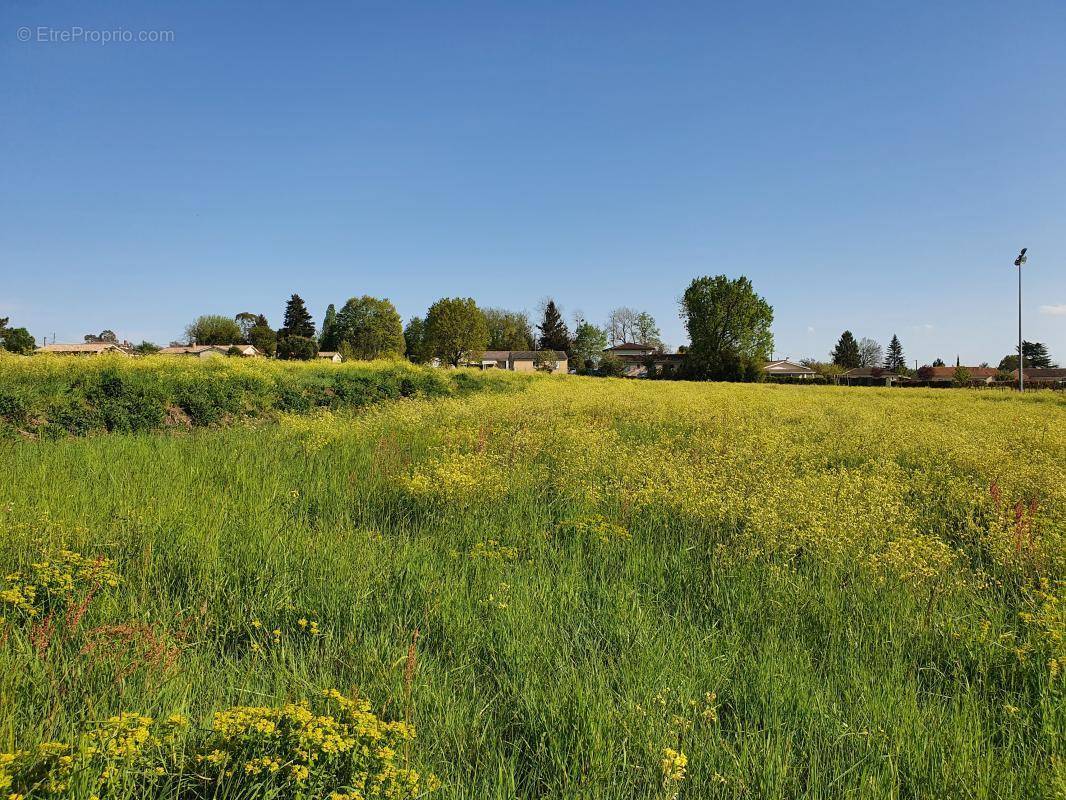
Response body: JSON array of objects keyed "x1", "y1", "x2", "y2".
[{"x1": 1014, "y1": 248, "x2": 1027, "y2": 392}]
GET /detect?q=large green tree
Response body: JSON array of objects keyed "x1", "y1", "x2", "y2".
[
  {"x1": 279, "y1": 294, "x2": 315, "y2": 339},
  {"x1": 0, "y1": 321, "x2": 35, "y2": 354},
  {"x1": 999, "y1": 341, "x2": 1056, "y2": 371},
  {"x1": 84, "y1": 330, "x2": 118, "y2": 344},
  {"x1": 185, "y1": 315, "x2": 243, "y2": 345},
  {"x1": 680, "y1": 275, "x2": 773, "y2": 381},
  {"x1": 319, "y1": 304, "x2": 339, "y2": 351},
  {"x1": 484, "y1": 308, "x2": 534, "y2": 350},
  {"x1": 403, "y1": 317, "x2": 429, "y2": 363},
  {"x1": 424, "y1": 297, "x2": 489, "y2": 367},
  {"x1": 571, "y1": 321, "x2": 608, "y2": 371},
  {"x1": 884, "y1": 334, "x2": 906, "y2": 372},
  {"x1": 831, "y1": 331, "x2": 860, "y2": 369},
  {"x1": 333, "y1": 296, "x2": 405, "y2": 360},
  {"x1": 276, "y1": 334, "x2": 318, "y2": 360},
  {"x1": 537, "y1": 299, "x2": 570, "y2": 352}
]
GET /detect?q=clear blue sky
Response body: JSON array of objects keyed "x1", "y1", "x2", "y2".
[{"x1": 2, "y1": 1, "x2": 1064, "y2": 366}]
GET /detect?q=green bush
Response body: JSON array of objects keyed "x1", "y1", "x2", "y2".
[{"x1": 0, "y1": 391, "x2": 29, "y2": 426}]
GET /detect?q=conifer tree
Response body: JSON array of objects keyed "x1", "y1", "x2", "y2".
[
  {"x1": 831, "y1": 330, "x2": 860, "y2": 369},
  {"x1": 536, "y1": 299, "x2": 570, "y2": 352},
  {"x1": 280, "y1": 294, "x2": 315, "y2": 338},
  {"x1": 319, "y1": 304, "x2": 339, "y2": 350},
  {"x1": 884, "y1": 334, "x2": 905, "y2": 372}
]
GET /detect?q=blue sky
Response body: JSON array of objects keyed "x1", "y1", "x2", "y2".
[{"x1": 2, "y1": 1, "x2": 1064, "y2": 366}]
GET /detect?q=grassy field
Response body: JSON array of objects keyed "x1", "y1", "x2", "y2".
[{"x1": 1, "y1": 365, "x2": 1064, "y2": 798}]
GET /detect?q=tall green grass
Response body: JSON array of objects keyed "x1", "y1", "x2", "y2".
[{"x1": 0, "y1": 375, "x2": 1063, "y2": 798}]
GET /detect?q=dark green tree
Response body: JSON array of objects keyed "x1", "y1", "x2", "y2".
[
  {"x1": 884, "y1": 334, "x2": 905, "y2": 372},
  {"x1": 680, "y1": 275, "x2": 773, "y2": 381},
  {"x1": 84, "y1": 330, "x2": 118, "y2": 343},
  {"x1": 0, "y1": 325, "x2": 35, "y2": 354},
  {"x1": 279, "y1": 294, "x2": 315, "y2": 339},
  {"x1": 403, "y1": 316, "x2": 429, "y2": 363},
  {"x1": 831, "y1": 331, "x2": 860, "y2": 369},
  {"x1": 319, "y1": 304, "x2": 339, "y2": 351},
  {"x1": 131, "y1": 341, "x2": 162, "y2": 355},
  {"x1": 999, "y1": 341, "x2": 1056, "y2": 371},
  {"x1": 932, "y1": 358, "x2": 946, "y2": 367},
  {"x1": 537, "y1": 299, "x2": 570, "y2": 352},
  {"x1": 334, "y1": 296, "x2": 405, "y2": 360},
  {"x1": 425, "y1": 297, "x2": 490, "y2": 367},
  {"x1": 248, "y1": 314, "x2": 277, "y2": 357},
  {"x1": 276, "y1": 334, "x2": 318, "y2": 360}
]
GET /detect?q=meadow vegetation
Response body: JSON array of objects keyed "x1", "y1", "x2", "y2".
[
  {"x1": 0, "y1": 354, "x2": 526, "y2": 437},
  {"x1": 0, "y1": 361, "x2": 1063, "y2": 798}
]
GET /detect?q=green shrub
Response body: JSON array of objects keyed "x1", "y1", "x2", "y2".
[{"x1": 0, "y1": 391, "x2": 29, "y2": 426}]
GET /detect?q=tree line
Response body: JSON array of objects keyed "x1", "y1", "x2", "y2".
[
  {"x1": 797, "y1": 331, "x2": 1058, "y2": 380},
  {"x1": 13, "y1": 275, "x2": 1045, "y2": 383},
  {"x1": 153, "y1": 275, "x2": 777, "y2": 380}
]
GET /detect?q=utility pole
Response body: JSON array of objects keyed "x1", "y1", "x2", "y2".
[{"x1": 1014, "y1": 248, "x2": 1027, "y2": 392}]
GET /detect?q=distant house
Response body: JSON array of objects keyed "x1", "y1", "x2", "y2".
[
  {"x1": 840, "y1": 367, "x2": 909, "y2": 386},
  {"x1": 762, "y1": 360, "x2": 817, "y2": 379},
  {"x1": 317, "y1": 351, "x2": 343, "y2": 363},
  {"x1": 925, "y1": 366, "x2": 998, "y2": 385},
  {"x1": 473, "y1": 350, "x2": 569, "y2": 374},
  {"x1": 35, "y1": 342, "x2": 128, "y2": 356},
  {"x1": 158, "y1": 344, "x2": 263, "y2": 358},
  {"x1": 602, "y1": 343, "x2": 683, "y2": 377},
  {"x1": 1014, "y1": 368, "x2": 1066, "y2": 387}
]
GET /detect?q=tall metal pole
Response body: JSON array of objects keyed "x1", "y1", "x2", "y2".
[
  {"x1": 1018, "y1": 261, "x2": 1023, "y2": 392},
  {"x1": 1014, "y1": 248, "x2": 1027, "y2": 392}
]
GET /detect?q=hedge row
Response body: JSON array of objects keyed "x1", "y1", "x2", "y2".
[{"x1": 0, "y1": 355, "x2": 530, "y2": 438}]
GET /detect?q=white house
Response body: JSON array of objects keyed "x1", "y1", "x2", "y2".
[
  {"x1": 762, "y1": 360, "x2": 817, "y2": 379},
  {"x1": 158, "y1": 344, "x2": 263, "y2": 358}
]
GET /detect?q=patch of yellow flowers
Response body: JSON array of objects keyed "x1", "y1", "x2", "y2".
[
  {"x1": 0, "y1": 548, "x2": 118, "y2": 626},
  {"x1": 0, "y1": 690, "x2": 436, "y2": 799},
  {"x1": 339, "y1": 380, "x2": 1065, "y2": 671}
]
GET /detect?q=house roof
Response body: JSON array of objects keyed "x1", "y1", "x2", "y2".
[
  {"x1": 763, "y1": 360, "x2": 816, "y2": 374},
  {"x1": 36, "y1": 342, "x2": 124, "y2": 354},
  {"x1": 604, "y1": 342, "x2": 657, "y2": 352},
  {"x1": 473, "y1": 350, "x2": 568, "y2": 361},
  {"x1": 317, "y1": 351, "x2": 341, "y2": 358},
  {"x1": 509, "y1": 350, "x2": 568, "y2": 360},
  {"x1": 158, "y1": 344, "x2": 260, "y2": 355}
]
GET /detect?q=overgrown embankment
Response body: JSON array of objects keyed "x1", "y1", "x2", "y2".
[{"x1": 0, "y1": 354, "x2": 529, "y2": 437}]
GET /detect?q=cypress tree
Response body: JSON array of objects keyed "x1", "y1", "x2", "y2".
[
  {"x1": 319, "y1": 303, "x2": 339, "y2": 350},
  {"x1": 536, "y1": 299, "x2": 570, "y2": 352},
  {"x1": 831, "y1": 330, "x2": 860, "y2": 369}
]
